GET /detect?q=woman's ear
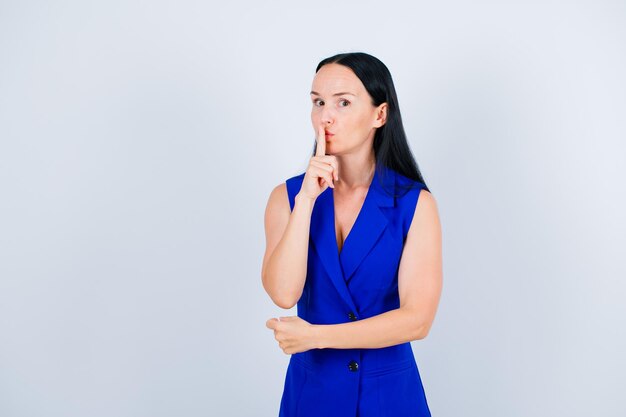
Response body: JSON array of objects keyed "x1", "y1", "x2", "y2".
[{"x1": 374, "y1": 103, "x2": 388, "y2": 128}]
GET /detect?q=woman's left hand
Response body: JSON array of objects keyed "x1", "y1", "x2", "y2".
[{"x1": 266, "y1": 316, "x2": 319, "y2": 354}]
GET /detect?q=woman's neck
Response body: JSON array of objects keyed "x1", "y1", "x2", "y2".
[{"x1": 334, "y1": 154, "x2": 376, "y2": 190}]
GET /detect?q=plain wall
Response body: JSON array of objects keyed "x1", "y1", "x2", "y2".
[{"x1": 1, "y1": 1, "x2": 625, "y2": 416}]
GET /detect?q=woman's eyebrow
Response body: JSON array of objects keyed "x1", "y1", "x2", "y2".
[{"x1": 310, "y1": 91, "x2": 356, "y2": 97}]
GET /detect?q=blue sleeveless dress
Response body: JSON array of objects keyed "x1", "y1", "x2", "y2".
[{"x1": 279, "y1": 164, "x2": 431, "y2": 417}]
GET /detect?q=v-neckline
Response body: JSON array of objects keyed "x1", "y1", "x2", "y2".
[{"x1": 331, "y1": 168, "x2": 377, "y2": 257}]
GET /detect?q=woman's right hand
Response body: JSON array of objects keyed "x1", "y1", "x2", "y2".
[{"x1": 298, "y1": 123, "x2": 339, "y2": 201}]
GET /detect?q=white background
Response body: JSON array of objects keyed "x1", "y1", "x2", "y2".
[{"x1": 1, "y1": 1, "x2": 625, "y2": 416}]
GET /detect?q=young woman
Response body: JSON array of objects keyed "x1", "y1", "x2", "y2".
[{"x1": 262, "y1": 52, "x2": 442, "y2": 417}]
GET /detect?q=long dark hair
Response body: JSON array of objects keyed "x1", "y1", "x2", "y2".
[{"x1": 311, "y1": 52, "x2": 430, "y2": 194}]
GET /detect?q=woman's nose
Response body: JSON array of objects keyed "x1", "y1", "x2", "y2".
[{"x1": 321, "y1": 108, "x2": 334, "y2": 125}]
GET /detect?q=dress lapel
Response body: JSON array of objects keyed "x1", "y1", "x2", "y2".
[
  {"x1": 309, "y1": 165, "x2": 396, "y2": 311},
  {"x1": 309, "y1": 186, "x2": 358, "y2": 313},
  {"x1": 340, "y1": 166, "x2": 395, "y2": 283}
]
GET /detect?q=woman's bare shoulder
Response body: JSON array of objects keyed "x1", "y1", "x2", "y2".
[
  {"x1": 409, "y1": 188, "x2": 440, "y2": 235},
  {"x1": 265, "y1": 182, "x2": 290, "y2": 220},
  {"x1": 269, "y1": 172, "x2": 305, "y2": 212},
  {"x1": 264, "y1": 183, "x2": 291, "y2": 259},
  {"x1": 268, "y1": 182, "x2": 288, "y2": 205}
]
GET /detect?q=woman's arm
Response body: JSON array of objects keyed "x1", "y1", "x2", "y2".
[
  {"x1": 312, "y1": 190, "x2": 443, "y2": 348},
  {"x1": 262, "y1": 184, "x2": 316, "y2": 309}
]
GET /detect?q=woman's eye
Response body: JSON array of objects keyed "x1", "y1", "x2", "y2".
[{"x1": 313, "y1": 98, "x2": 349, "y2": 107}]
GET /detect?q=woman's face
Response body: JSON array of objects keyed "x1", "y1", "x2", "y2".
[{"x1": 310, "y1": 63, "x2": 387, "y2": 155}]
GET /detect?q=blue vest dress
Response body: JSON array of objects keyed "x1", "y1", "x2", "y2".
[{"x1": 278, "y1": 164, "x2": 431, "y2": 417}]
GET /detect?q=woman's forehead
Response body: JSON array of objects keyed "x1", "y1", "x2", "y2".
[{"x1": 311, "y1": 64, "x2": 364, "y2": 95}]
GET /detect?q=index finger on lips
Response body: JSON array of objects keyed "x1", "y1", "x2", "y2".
[{"x1": 315, "y1": 123, "x2": 326, "y2": 156}]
